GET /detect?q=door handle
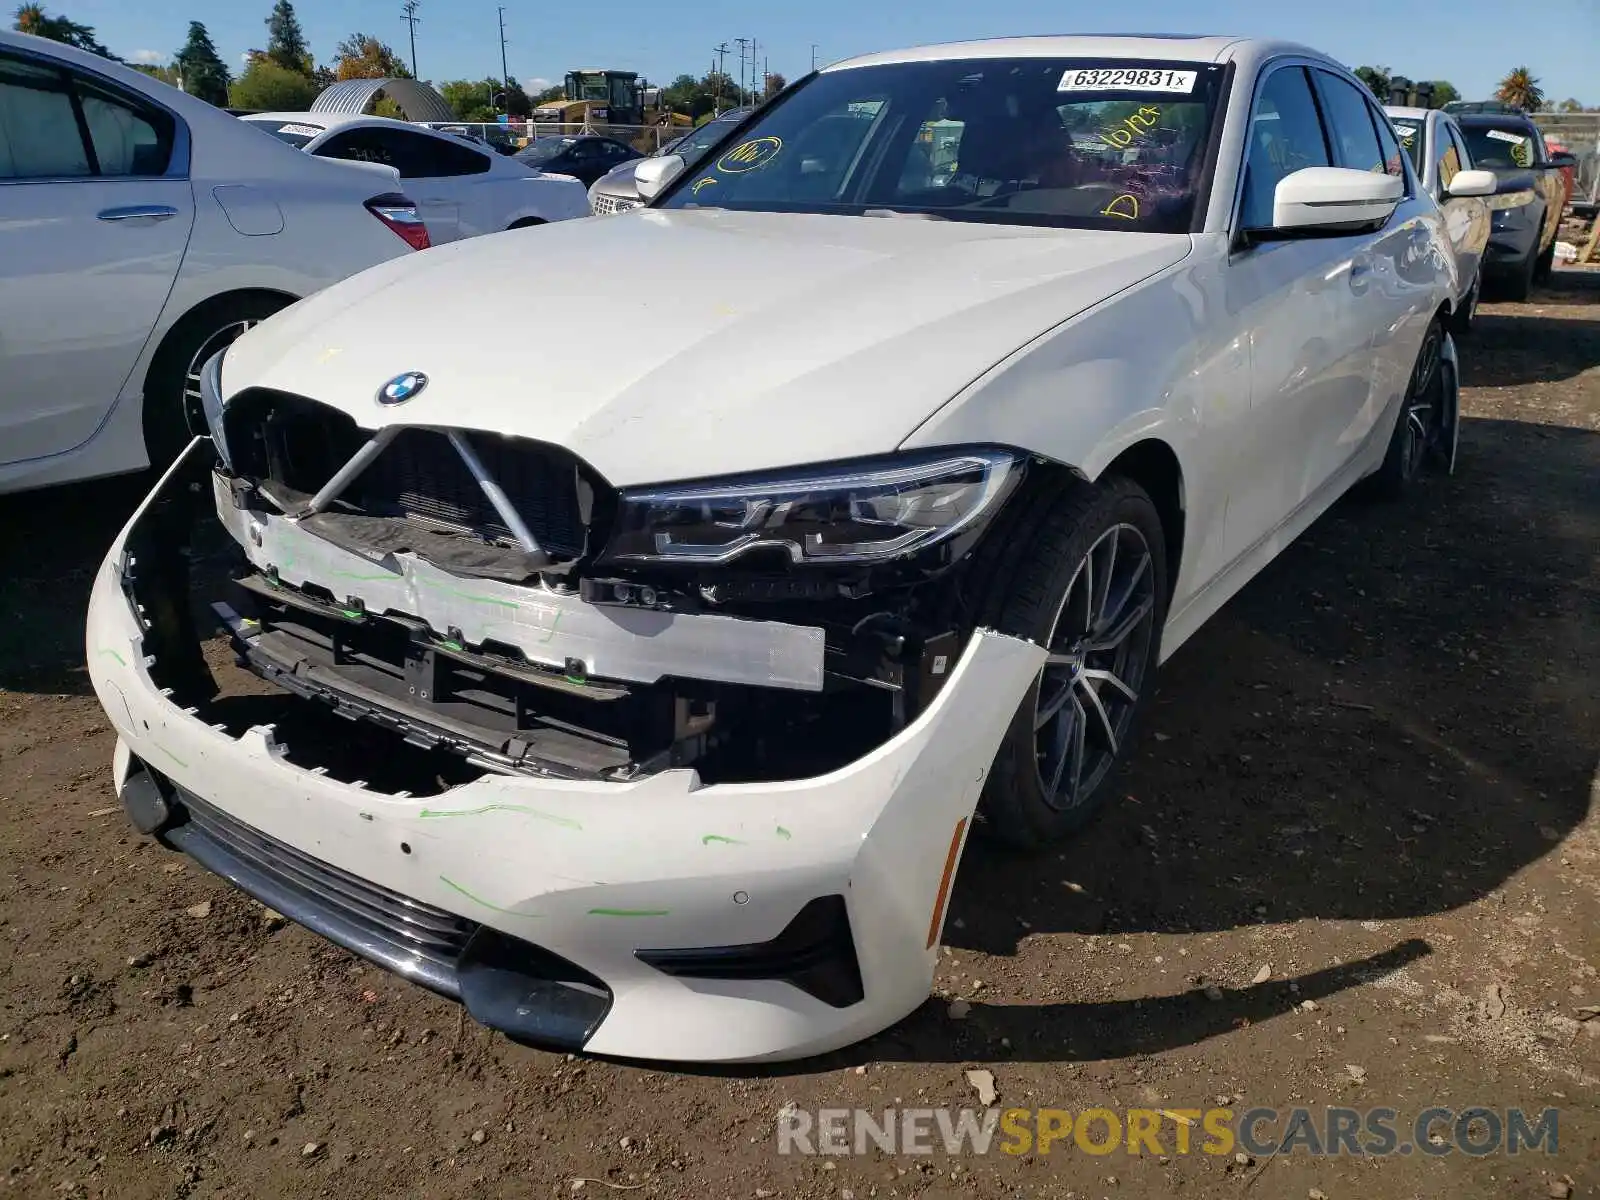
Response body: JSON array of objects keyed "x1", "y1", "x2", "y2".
[{"x1": 97, "y1": 205, "x2": 180, "y2": 222}]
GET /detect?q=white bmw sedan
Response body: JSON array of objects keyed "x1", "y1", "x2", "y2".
[
  {"x1": 238, "y1": 113, "x2": 592, "y2": 242},
  {"x1": 87, "y1": 35, "x2": 1461, "y2": 1064}
]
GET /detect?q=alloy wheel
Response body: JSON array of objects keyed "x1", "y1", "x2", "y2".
[{"x1": 1033, "y1": 523, "x2": 1158, "y2": 812}]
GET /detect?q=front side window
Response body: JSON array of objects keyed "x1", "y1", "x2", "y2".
[
  {"x1": 1238, "y1": 66, "x2": 1330, "y2": 230},
  {"x1": 1437, "y1": 124, "x2": 1463, "y2": 191},
  {"x1": 0, "y1": 56, "x2": 88, "y2": 179},
  {"x1": 1315, "y1": 71, "x2": 1386, "y2": 174},
  {"x1": 656, "y1": 57, "x2": 1230, "y2": 233},
  {"x1": 1368, "y1": 104, "x2": 1406, "y2": 180}
]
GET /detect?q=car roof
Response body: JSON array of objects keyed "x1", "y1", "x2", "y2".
[
  {"x1": 1384, "y1": 106, "x2": 1431, "y2": 120},
  {"x1": 242, "y1": 112, "x2": 443, "y2": 136},
  {"x1": 1456, "y1": 111, "x2": 1534, "y2": 127},
  {"x1": 826, "y1": 34, "x2": 1327, "y2": 72}
]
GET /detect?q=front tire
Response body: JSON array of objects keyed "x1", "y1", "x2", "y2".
[
  {"x1": 1449, "y1": 275, "x2": 1479, "y2": 337},
  {"x1": 142, "y1": 294, "x2": 289, "y2": 470},
  {"x1": 973, "y1": 474, "x2": 1169, "y2": 849},
  {"x1": 1533, "y1": 237, "x2": 1556, "y2": 284}
]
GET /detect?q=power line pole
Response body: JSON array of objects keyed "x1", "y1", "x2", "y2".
[
  {"x1": 399, "y1": 0, "x2": 421, "y2": 77},
  {"x1": 811, "y1": 44, "x2": 818, "y2": 72},
  {"x1": 734, "y1": 37, "x2": 749, "y2": 106},
  {"x1": 712, "y1": 43, "x2": 728, "y2": 111},
  {"x1": 496, "y1": 6, "x2": 509, "y2": 89}
]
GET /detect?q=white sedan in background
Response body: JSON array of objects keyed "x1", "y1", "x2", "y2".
[
  {"x1": 0, "y1": 30, "x2": 432, "y2": 494},
  {"x1": 240, "y1": 113, "x2": 591, "y2": 241},
  {"x1": 1386, "y1": 106, "x2": 1496, "y2": 331},
  {"x1": 91, "y1": 34, "x2": 1463, "y2": 1064}
]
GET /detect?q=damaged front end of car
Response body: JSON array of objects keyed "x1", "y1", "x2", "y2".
[
  {"x1": 184, "y1": 351, "x2": 1034, "y2": 789},
  {"x1": 88, "y1": 351, "x2": 1058, "y2": 1061}
]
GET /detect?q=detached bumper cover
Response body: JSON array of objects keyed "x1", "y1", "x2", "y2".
[{"x1": 86, "y1": 444, "x2": 1046, "y2": 1063}]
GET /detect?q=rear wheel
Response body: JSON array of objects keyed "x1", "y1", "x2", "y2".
[
  {"x1": 507, "y1": 217, "x2": 547, "y2": 230},
  {"x1": 973, "y1": 474, "x2": 1169, "y2": 849},
  {"x1": 142, "y1": 294, "x2": 289, "y2": 469},
  {"x1": 1368, "y1": 318, "x2": 1452, "y2": 499}
]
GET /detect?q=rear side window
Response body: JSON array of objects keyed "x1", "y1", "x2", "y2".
[
  {"x1": 409, "y1": 132, "x2": 492, "y2": 177},
  {"x1": 1239, "y1": 66, "x2": 1330, "y2": 229},
  {"x1": 0, "y1": 53, "x2": 175, "y2": 180},
  {"x1": 1314, "y1": 71, "x2": 1386, "y2": 174}
]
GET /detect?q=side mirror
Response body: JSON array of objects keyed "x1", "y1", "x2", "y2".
[
  {"x1": 634, "y1": 153, "x2": 685, "y2": 201},
  {"x1": 1547, "y1": 150, "x2": 1578, "y2": 169},
  {"x1": 1496, "y1": 170, "x2": 1537, "y2": 194},
  {"x1": 1446, "y1": 169, "x2": 1498, "y2": 198},
  {"x1": 1264, "y1": 166, "x2": 1404, "y2": 236}
]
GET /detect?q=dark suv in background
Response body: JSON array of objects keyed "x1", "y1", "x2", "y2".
[{"x1": 1454, "y1": 112, "x2": 1577, "y2": 300}]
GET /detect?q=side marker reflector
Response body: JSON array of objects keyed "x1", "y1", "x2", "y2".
[{"x1": 926, "y1": 817, "x2": 968, "y2": 949}]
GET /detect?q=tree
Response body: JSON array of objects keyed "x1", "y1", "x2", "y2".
[
  {"x1": 1425, "y1": 80, "x2": 1460, "y2": 107},
  {"x1": 1558, "y1": 97, "x2": 1583, "y2": 113},
  {"x1": 174, "y1": 21, "x2": 230, "y2": 105},
  {"x1": 230, "y1": 58, "x2": 319, "y2": 110},
  {"x1": 762, "y1": 72, "x2": 787, "y2": 101},
  {"x1": 1495, "y1": 66, "x2": 1545, "y2": 113},
  {"x1": 1353, "y1": 65, "x2": 1391, "y2": 99},
  {"x1": 332, "y1": 33, "x2": 412, "y2": 81},
  {"x1": 131, "y1": 62, "x2": 181, "y2": 87},
  {"x1": 533, "y1": 83, "x2": 564, "y2": 105},
  {"x1": 12, "y1": 4, "x2": 115, "y2": 57},
  {"x1": 264, "y1": 0, "x2": 312, "y2": 74}
]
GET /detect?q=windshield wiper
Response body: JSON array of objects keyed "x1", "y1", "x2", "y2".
[{"x1": 862, "y1": 208, "x2": 949, "y2": 220}]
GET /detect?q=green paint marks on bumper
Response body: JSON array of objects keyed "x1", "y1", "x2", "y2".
[
  {"x1": 439, "y1": 874, "x2": 542, "y2": 916},
  {"x1": 97, "y1": 647, "x2": 127, "y2": 667},
  {"x1": 701, "y1": 834, "x2": 745, "y2": 846},
  {"x1": 587, "y1": 907, "x2": 669, "y2": 917}
]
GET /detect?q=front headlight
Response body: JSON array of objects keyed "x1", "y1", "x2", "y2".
[
  {"x1": 198, "y1": 348, "x2": 231, "y2": 467},
  {"x1": 601, "y1": 448, "x2": 1023, "y2": 567}
]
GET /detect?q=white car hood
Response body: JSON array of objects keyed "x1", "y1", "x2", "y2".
[{"x1": 221, "y1": 209, "x2": 1191, "y2": 486}]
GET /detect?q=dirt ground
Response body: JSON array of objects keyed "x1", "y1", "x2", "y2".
[{"x1": 1, "y1": 273, "x2": 1596, "y2": 1200}]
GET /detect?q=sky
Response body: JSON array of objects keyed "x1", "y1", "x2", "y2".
[{"x1": 57, "y1": 0, "x2": 1599, "y2": 106}]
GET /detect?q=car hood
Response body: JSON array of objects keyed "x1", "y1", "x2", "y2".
[
  {"x1": 592, "y1": 159, "x2": 644, "y2": 195},
  {"x1": 221, "y1": 209, "x2": 1191, "y2": 487}
]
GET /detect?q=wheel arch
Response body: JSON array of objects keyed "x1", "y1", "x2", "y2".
[{"x1": 1091, "y1": 438, "x2": 1186, "y2": 603}]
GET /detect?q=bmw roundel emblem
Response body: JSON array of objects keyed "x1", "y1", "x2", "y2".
[{"x1": 377, "y1": 371, "x2": 428, "y2": 406}]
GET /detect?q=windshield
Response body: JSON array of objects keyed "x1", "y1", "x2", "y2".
[
  {"x1": 245, "y1": 119, "x2": 322, "y2": 149},
  {"x1": 1390, "y1": 118, "x2": 1425, "y2": 172},
  {"x1": 516, "y1": 138, "x2": 575, "y2": 164},
  {"x1": 1460, "y1": 122, "x2": 1537, "y2": 169},
  {"x1": 655, "y1": 58, "x2": 1227, "y2": 232},
  {"x1": 667, "y1": 112, "x2": 753, "y2": 168}
]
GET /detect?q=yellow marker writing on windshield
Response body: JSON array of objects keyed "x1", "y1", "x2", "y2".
[
  {"x1": 1101, "y1": 194, "x2": 1140, "y2": 220},
  {"x1": 717, "y1": 136, "x2": 783, "y2": 173}
]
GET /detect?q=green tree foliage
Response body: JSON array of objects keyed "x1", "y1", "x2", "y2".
[
  {"x1": 131, "y1": 62, "x2": 181, "y2": 87},
  {"x1": 12, "y1": 3, "x2": 115, "y2": 57},
  {"x1": 175, "y1": 21, "x2": 230, "y2": 105},
  {"x1": 332, "y1": 33, "x2": 411, "y2": 81},
  {"x1": 762, "y1": 72, "x2": 787, "y2": 100},
  {"x1": 1426, "y1": 80, "x2": 1460, "y2": 106},
  {"x1": 264, "y1": 0, "x2": 312, "y2": 74},
  {"x1": 1496, "y1": 66, "x2": 1545, "y2": 113},
  {"x1": 1353, "y1": 65, "x2": 1391, "y2": 99},
  {"x1": 440, "y1": 77, "x2": 531, "y2": 121},
  {"x1": 230, "y1": 58, "x2": 319, "y2": 110}
]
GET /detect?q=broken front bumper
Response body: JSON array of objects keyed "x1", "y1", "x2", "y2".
[{"x1": 85, "y1": 443, "x2": 1046, "y2": 1063}]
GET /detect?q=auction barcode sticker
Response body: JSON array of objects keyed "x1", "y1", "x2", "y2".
[
  {"x1": 1058, "y1": 67, "x2": 1197, "y2": 93},
  {"x1": 278, "y1": 123, "x2": 322, "y2": 137},
  {"x1": 1485, "y1": 129, "x2": 1527, "y2": 144}
]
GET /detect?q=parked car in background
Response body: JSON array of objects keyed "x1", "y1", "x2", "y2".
[
  {"x1": 511, "y1": 134, "x2": 642, "y2": 186},
  {"x1": 239, "y1": 113, "x2": 590, "y2": 242},
  {"x1": 588, "y1": 107, "x2": 753, "y2": 214},
  {"x1": 1386, "y1": 106, "x2": 1496, "y2": 330},
  {"x1": 0, "y1": 30, "x2": 431, "y2": 494},
  {"x1": 90, "y1": 35, "x2": 1464, "y2": 1065},
  {"x1": 1452, "y1": 112, "x2": 1576, "y2": 299},
  {"x1": 1541, "y1": 133, "x2": 1576, "y2": 207}
]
